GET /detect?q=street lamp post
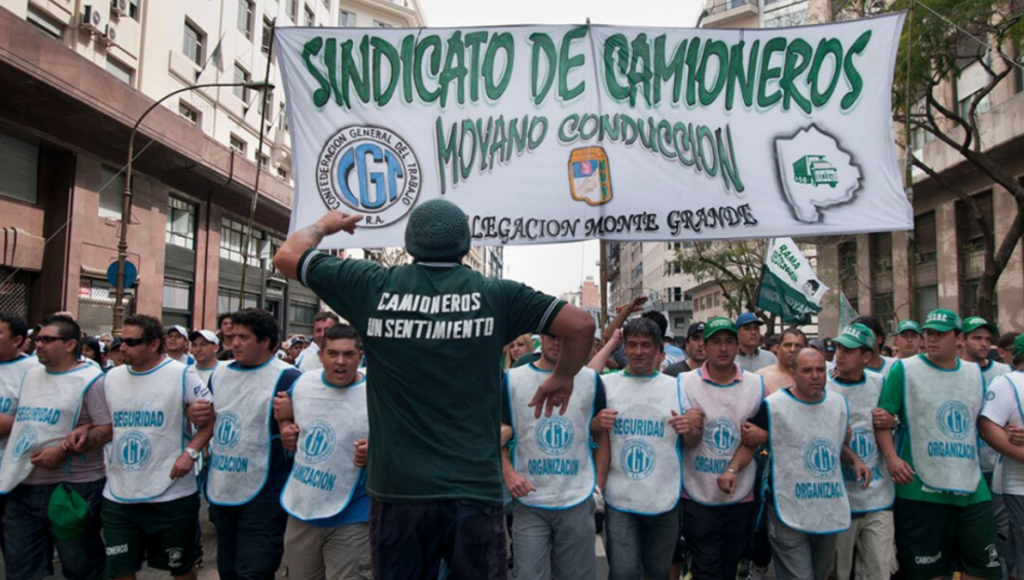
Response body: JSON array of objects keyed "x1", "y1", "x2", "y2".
[{"x1": 111, "y1": 80, "x2": 273, "y2": 336}]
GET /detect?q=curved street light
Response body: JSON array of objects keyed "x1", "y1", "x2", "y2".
[{"x1": 111, "y1": 80, "x2": 273, "y2": 335}]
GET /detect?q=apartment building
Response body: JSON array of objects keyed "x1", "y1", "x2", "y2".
[{"x1": 0, "y1": 0, "x2": 440, "y2": 337}]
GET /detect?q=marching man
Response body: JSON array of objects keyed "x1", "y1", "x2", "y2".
[
  {"x1": 501, "y1": 332, "x2": 604, "y2": 580},
  {"x1": 277, "y1": 324, "x2": 371, "y2": 580},
  {"x1": 827, "y1": 324, "x2": 896, "y2": 580},
  {"x1": 720, "y1": 348, "x2": 869, "y2": 580},
  {"x1": 100, "y1": 315, "x2": 214, "y2": 580}
]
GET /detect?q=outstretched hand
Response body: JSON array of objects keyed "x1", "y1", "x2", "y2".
[{"x1": 317, "y1": 212, "x2": 363, "y2": 237}]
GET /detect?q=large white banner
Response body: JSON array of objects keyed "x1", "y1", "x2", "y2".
[{"x1": 276, "y1": 15, "x2": 910, "y2": 248}]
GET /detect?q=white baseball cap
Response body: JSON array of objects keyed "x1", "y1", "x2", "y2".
[{"x1": 188, "y1": 329, "x2": 219, "y2": 346}]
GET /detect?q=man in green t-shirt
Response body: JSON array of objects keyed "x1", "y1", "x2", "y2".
[
  {"x1": 874, "y1": 309, "x2": 1000, "y2": 580},
  {"x1": 274, "y1": 200, "x2": 595, "y2": 580}
]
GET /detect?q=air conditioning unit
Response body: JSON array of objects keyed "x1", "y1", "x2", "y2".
[
  {"x1": 81, "y1": 5, "x2": 105, "y2": 34},
  {"x1": 102, "y1": 25, "x2": 117, "y2": 45},
  {"x1": 110, "y1": 0, "x2": 128, "y2": 17}
]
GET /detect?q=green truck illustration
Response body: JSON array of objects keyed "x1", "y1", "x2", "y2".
[{"x1": 793, "y1": 155, "x2": 838, "y2": 188}]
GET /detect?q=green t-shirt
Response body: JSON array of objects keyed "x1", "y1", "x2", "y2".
[
  {"x1": 299, "y1": 249, "x2": 565, "y2": 505},
  {"x1": 878, "y1": 356, "x2": 991, "y2": 506}
]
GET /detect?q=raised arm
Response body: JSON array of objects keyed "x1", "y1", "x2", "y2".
[
  {"x1": 602, "y1": 296, "x2": 646, "y2": 343},
  {"x1": 273, "y1": 211, "x2": 364, "y2": 280},
  {"x1": 528, "y1": 304, "x2": 596, "y2": 418}
]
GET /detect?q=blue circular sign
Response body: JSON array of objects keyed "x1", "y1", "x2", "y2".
[
  {"x1": 106, "y1": 260, "x2": 137, "y2": 289},
  {"x1": 213, "y1": 411, "x2": 242, "y2": 451},
  {"x1": 849, "y1": 427, "x2": 877, "y2": 464},
  {"x1": 117, "y1": 431, "x2": 152, "y2": 471},
  {"x1": 936, "y1": 401, "x2": 972, "y2": 440}
]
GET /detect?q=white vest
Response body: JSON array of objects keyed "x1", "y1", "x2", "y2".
[
  {"x1": 297, "y1": 343, "x2": 322, "y2": 372},
  {"x1": 681, "y1": 368, "x2": 763, "y2": 505},
  {"x1": 104, "y1": 359, "x2": 188, "y2": 502},
  {"x1": 903, "y1": 356, "x2": 984, "y2": 494},
  {"x1": 768, "y1": 388, "x2": 851, "y2": 534},
  {"x1": 978, "y1": 360, "x2": 1011, "y2": 473},
  {"x1": 995, "y1": 373, "x2": 1024, "y2": 495},
  {"x1": 193, "y1": 363, "x2": 218, "y2": 387},
  {"x1": 207, "y1": 358, "x2": 293, "y2": 505},
  {"x1": 508, "y1": 365, "x2": 597, "y2": 509},
  {"x1": 826, "y1": 373, "x2": 895, "y2": 513},
  {"x1": 0, "y1": 355, "x2": 41, "y2": 466},
  {"x1": 866, "y1": 356, "x2": 895, "y2": 379},
  {"x1": 604, "y1": 371, "x2": 682, "y2": 515},
  {"x1": 0, "y1": 364, "x2": 103, "y2": 493},
  {"x1": 281, "y1": 371, "x2": 368, "y2": 521}
]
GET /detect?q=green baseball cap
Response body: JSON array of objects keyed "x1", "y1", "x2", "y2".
[
  {"x1": 921, "y1": 309, "x2": 962, "y2": 333},
  {"x1": 896, "y1": 320, "x2": 922, "y2": 336},
  {"x1": 1014, "y1": 333, "x2": 1024, "y2": 356},
  {"x1": 703, "y1": 317, "x2": 738, "y2": 341},
  {"x1": 834, "y1": 323, "x2": 876, "y2": 351},
  {"x1": 962, "y1": 316, "x2": 998, "y2": 336}
]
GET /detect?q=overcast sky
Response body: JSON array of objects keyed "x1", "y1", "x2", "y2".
[{"x1": 422, "y1": 0, "x2": 704, "y2": 297}]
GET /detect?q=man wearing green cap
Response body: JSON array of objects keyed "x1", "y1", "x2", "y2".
[
  {"x1": 679, "y1": 316, "x2": 766, "y2": 579},
  {"x1": 979, "y1": 333, "x2": 1024, "y2": 580},
  {"x1": 274, "y1": 201, "x2": 595, "y2": 579},
  {"x1": 875, "y1": 308, "x2": 1000, "y2": 580},
  {"x1": 828, "y1": 324, "x2": 896, "y2": 580},
  {"x1": 894, "y1": 320, "x2": 923, "y2": 359}
]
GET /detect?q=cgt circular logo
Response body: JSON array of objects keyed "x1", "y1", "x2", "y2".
[{"x1": 317, "y1": 126, "x2": 421, "y2": 228}]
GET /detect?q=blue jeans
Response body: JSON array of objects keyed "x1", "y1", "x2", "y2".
[
  {"x1": 512, "y1": 499, "x2": 597, "y2": 580},
  {"x1": 210, "y1": 500, "x2": 289, "y2": 580},
  {"x1": 4, "y1": 479, "x2": 106, "y2": 580}
]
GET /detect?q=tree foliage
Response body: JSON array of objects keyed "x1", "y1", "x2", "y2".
[{"x1": 675, "y1": 239, "x2": 768, "y2": 324}]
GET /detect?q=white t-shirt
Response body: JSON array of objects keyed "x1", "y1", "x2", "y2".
[
  {"x1": 103, "y1": 366, "x2": 212, "y2": 503},
  {"x1": 980, "y1": 374, "x2": 1024, "y2": 495}
]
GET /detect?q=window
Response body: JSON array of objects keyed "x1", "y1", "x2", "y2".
[
  {"x1": 257, "y1": 153, "x2": 269, "y2": 171},
  {"x1": 913, "y1": 212, "x2": 936, "y2": 264},
  {"x1": 183, "y1": 21, "x2": 204, "y2": 66},
  {"x1": 0, "y1": 131, "x2": 39, "y2": 204},
  {"x1": 237, "y1": 0, "x2": 254, "y2": 39},
  {"x1": 278, "y1": 102, "x2": 289, "y2": 131},
  {"x1": 288, "y1": 0, "x2": 299, "y2": 21},
  {"x1": 373, "y1": 20, "x2": 393, "y2": 28},
  {"x1": 178, "y1": 100, "x2": 200, "y2": 125},
  {"x1": 956, "y1": 61, "x2": 992, "y2": 120},
  {"x1": 289, "y1": 302, "x2": 317, "y2": 335},
  {"x1": 166, "y1": 196, "x2": 196, "y2": 250},
  {"x1": 339, "y1": 10, "x2": 355, "y2": 26},
  {"x1": 99, "y1": 165, "x2": 126, "y2": 219},
  {"x1": 233, "y1": 63, "x2": 251, "y2": 101},
  {"x1": 218, "y1": 288, "x2": 259, "y2": 314},
  {"x1": 105, "y1": 58, "x2": 133, "y2": 85},
  {"x1": 220, "y1": 216, "x2": 262, "y2": 266},
  {"x1": 26, "y1": 6, "x2": 63, "y2": 40},
  {"x1": 956, "y1": 191, "x2": 994, "y2": 315},
  {"x1": 871, "y1": 293, "x2": 895, "y2": 331},
  {"x1": 917, "y1": 285, "x2": 939, "y2": 316},
  {"x1": 276, "y1": 167, "x2": 289, "y2": 181},
  {"x1": 258, "y1": 86, "x2": 272, "y2": 117},
  {"x1": 663, "y1": 261, "x2": 681, "y2": 276},
  {"x1": 129, "y1": 0, "x2": 140, "y2": 20},
  {"x1": 304, "y1": 4, "x2": 316, "y2": 26},
  {"x1": 162, "y1": 279, "x2": 192, "y2": 312},
  {"x1": 667, "y1": 287, "x2": 683, "y2": 302},
  {"x1": 261, "y1": 17, "x2": 273, "y2": 53},
  {"x1": 229, "y1": 135, "x2": 246, "y2": 155}
]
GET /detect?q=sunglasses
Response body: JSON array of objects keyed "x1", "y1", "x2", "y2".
[
  {"x1": 35, "y1": 335, "x2": 69, "y2": 344},
  {"x1": 121, "y1": 338, "x2": 148, "y2": 347}
]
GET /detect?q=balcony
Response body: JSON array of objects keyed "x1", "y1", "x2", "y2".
[{"x1": 700, "y1": 0, "x2": 759, "y2": 28}]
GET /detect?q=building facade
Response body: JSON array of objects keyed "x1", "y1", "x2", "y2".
[{"x1": 0, "y1": 0, "x2": 441, "y2": 337}]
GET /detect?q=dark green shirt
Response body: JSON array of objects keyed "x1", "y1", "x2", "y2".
[{"x1": 299, "y1": 249, "x2": 565, "y2": 504}]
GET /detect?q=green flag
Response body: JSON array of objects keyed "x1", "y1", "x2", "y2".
[
  {"x1": 755, "y1": 238, "x2": 828, "y2": 324},
  {"x1": 839, "y1": 291, "x2": 859, "y2": 330}
]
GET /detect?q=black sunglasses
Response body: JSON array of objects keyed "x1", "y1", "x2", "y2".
[
  {"x1": 35, "y1": 335, "x2": 69, "y2": 344},
  {"x1": 121, "y1": 338, "x2": 148, "y2": 347}
]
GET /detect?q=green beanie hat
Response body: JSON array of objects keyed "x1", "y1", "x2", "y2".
[{"x1": 404, "y1": 200, "x2": 471, "y2": 262}]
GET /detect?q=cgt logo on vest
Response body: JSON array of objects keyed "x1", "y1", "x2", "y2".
[
  {"x1": 301, "y1": 421, "x2": 337, "y2": 465},
  {"x1": 620, "y1": 439, "x2": 657, "y2": 480},
  {"x1": 936, "y1": 401, "x2": 972, "y2": 440},
  {"x1": 703, "y1": 417, "x2": 739, "y2": 457},
  {"x1": 316, "y1": 126, "x2": 421, "y2": 228},
  {"x1": 803, "y1": 438, "x2": 839, "y2": 480},
  {"x1": 536, "y1": 416, "x2": 574, "y2": 456},
  {"x1": 849, "y1": 426, "x2": 877, "y2": 464},
  {"x1": 117, "y1": 431, "x2": 153, "y2": 471},
  {"x1": 13, "y1": 425, "x2": 37, "y2": 458},
  {"x1": 214, "y1": 412, "x2": 243, "y2": 451}
]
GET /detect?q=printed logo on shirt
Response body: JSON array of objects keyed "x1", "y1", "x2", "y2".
[
  {"x1": 986, "y1": 390, "x2": 996, "y2": 401},
  {"x1": 703, "y1": 417, "x2": 740, "y2": 457},
  {"x1": 106, "y1": 544, "x2": 129, "y2": 556},
  {"x1": 620, "y1": 439, "x2": 657, "y2": 480},
  {"x1": 117, "y1": 431, "x2": 153, "y2": 471},
  {"x1": 315, "y1": 126, "x2": 421, "y2": 228},
  {"x1": 213, "y1": 411, "x2": 243, "y2": 451},
  {"x1": 915, "y1": 551, "x2": 942, "y2": 565},
  {"x1": 986, "y1": 544, "x2": 1000, "y2": 568},
  {"x1": 535, "y1": 415, "x2": 574, "y2": 456},
  {"x1": 803, "y1": 437, "x2": 839, "y2": 479},
  {"x1": 13, "y1": 425, "x2": 37, "y2": 458},
  {"x1": 166, "y1": 547, "x2": 183, "y2": 569},
  {"x1": 848, "y1": 426, "x2": 877, "y2": 464},
  {"x1": 300, "y1": 421, "x2": 337, "y2": 464},
  {"x1": 936, "y1": 401, "x2": 972, "y2": 440}
]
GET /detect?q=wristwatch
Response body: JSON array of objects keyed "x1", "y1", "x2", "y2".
[{"x1": 185, "y1": 447, "x2": 201, "y2": 461}]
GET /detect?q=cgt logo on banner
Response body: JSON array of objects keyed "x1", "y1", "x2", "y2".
[{"x1": 276, "y1": 15, "x2": 911, "y2": 248}]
